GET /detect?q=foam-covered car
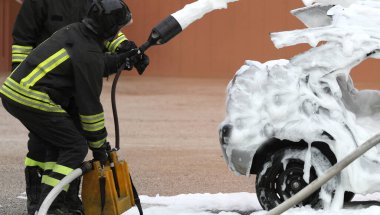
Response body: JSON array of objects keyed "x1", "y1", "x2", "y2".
[{"x1": 219, "y1": 1, "x2": 380, "y2": 210}]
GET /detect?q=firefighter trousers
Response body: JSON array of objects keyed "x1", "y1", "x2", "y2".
[{"x1": 2, "y1": 98, "x2": 88, "y2": 210}]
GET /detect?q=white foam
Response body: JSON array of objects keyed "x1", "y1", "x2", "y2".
[
  {"x1": 221, "y1": 0, "x2": 380, "y2": 209},
  {"x1": 171, "y1": 0, "x2": 238, "y2": 30}
]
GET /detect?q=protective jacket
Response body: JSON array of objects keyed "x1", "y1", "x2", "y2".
[
  {"x1": 12, "y1": 0, "x2": 127, "y2": 66},
  {"x1": 2, "y1": 22, "x2": 107, "y2": 149}
]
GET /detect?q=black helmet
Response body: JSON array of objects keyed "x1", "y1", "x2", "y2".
[{"x1": 83, "y1": 0, "x2": 132, "y2": 40}]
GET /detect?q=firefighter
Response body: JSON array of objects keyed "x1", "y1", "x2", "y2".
[
  {"x1": 1, "y1": 0, "x2": 146, "y2": 214},
  {"x1": 11, "y1": 0, "x2": 137, "y2": 70},
  {"x1": 10, "y1": 0, "x2": 148, "y2": 214}
]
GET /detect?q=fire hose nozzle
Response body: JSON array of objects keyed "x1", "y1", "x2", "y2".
[{"x1": 139, "y1": 15, "x2": 183, "y2": 53}]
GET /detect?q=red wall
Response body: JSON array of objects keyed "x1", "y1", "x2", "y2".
[
  {"x1": 0, "y1": 0, "x2": 20, "y2": 73},
  {"x1": 0, "y1": 0, "x2": 308, "y2": 77},
  {"x1": 123, "y1": 0, "x2": 309, "y2": 78},
  {"x1": 2, "y1": 0, "x2": 380, "y2": 83}
]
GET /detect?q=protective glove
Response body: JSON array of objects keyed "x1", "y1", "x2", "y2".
[
  {"x1": 115, "y1": 40, "x2": 137, "y2": 54},
  {"x1": 115, "y1": 40, "x2": 150, "y2": 74},
  {"x1": 104, "y1": 49, "x2": 139, "y2": 77},
  {"x1": 90, "y1": 142, "x2": 111, "y2": 166},
  {"x1": 125, "y1": 53, "x2": 150, "y2": 75}
]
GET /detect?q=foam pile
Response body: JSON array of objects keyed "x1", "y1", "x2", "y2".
[{"x1": 221, "y1": 0, "x2": 380, "y2": 198}]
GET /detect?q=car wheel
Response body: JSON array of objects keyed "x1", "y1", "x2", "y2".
[{"x1": 255, "y1": 147, "x2": 337, "y2": 210}]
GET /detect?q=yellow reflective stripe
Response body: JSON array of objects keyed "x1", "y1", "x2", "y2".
[
  {"x1": 12, "y1": 59, "x2": 25, "y2": 63},
  {"x1": 0, "y1": 85, "x2": 65, "y2": 113},
  {"x1": 108, "y1": 34, "x2": 127, "y2": 53},
  {"x1": 42, "y1": 175, "x2": 59, "y2": 187},
  {"x1": 104, "y1": 33, "x2": 126, "y2": 50},
  {"x1": 52, "y1": 164, "x2": 73, "y2": 176},
  {"x1": 12, "y1": 45, "x2": 33, "y2": 49},
  {"x1": 25, "y1": 157, "x2": 45, "y2": 169},
  {"x1": 5, "y1": 78, "x2": 51, "y2": 102},
  {"x1": 82, "y1": 120, "x2": 105, "y2": 132},
  {"x1": 80, "y1": 112, "x2": 104, "y2": 123},
  {"x1": 88, "y1": 138, "x2": 106, "y2": 149},
  {"x1": 12, "y1": 45, "x2": 33, "y2": 54},
  {"x1": 12, "y1": 54, "x2": 28, "y2": 63},
  {"x1": 24, "y1": 157, "x2": 57, "y2": 170},
  {"x1": 44, "y1": 162, "x2": 56, "y2": 171},
  {"x1": 41, "y1": 175, "x2": 69, "y2": 191},
  {"x1": 20, "y1": 48, "x2": 69, "y2": 87},
  {"x1": 12, "y1": 53, "x2": 28, "y2": 58},
  {"x1": 80, "y1": 112, "x2": 105, "y2": 131}
]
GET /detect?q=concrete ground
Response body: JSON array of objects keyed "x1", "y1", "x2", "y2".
[{"x1": 0, "y1": 75, "x2": 254, "y2": 215}]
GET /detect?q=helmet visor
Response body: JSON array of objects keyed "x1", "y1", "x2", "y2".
[{"x1": 103, "y1": 0, "x2": 132, "y2": 26}]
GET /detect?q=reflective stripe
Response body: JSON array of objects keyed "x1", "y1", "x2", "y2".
[
  {"x1": 80, "y1": 112, "x2": 104, "y2": 123},
  {"x1": 25, "y1": 157, "x2": 45, "y2": 169},
  {"x1": 80, "y1": 113, "x2": 105, "y2": 131},
  {"x1": 0, "y1": 84, "x2": 65, "y2": 113},
  {"x1": 24, "y1": 158, "x2": 57, "y2": 171},
  {"x1": 44, "y1": 162, "x2": 56, "y2": 171},
  {"x1": 105, "y1": 32, "x2": 126, "y2": 51},
  {"x1": 12, "y1": 54, "x2": 28, "y2": 63},
  {"x1": 88, "y1": 137, "x2": 106, "y2": 149},
  {"x1": 5, "y1": 78, "x2": 51, "y2": 102},
  {"x1": 81, "y1": 120, "x2": 105, "y2": 132},
  {"x1": 41, "y1": 175, "x2": 69, "y2": 191},
  {"x1": 21, "y1": 48, "x2": 70, "y2": 87},
  {"x1": 52, "y1": 164, "x2": 73, "y2": 176},
  {"x1": 108, "y1": 34, "x2": 127, "y2": 53},
  {"x1": 12, "y1": 45, "x2": 33, "y2": 54}
]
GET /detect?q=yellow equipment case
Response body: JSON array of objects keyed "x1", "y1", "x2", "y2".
[{"x1": 82, "y1": 151, "x2": 136, "y2": 215}]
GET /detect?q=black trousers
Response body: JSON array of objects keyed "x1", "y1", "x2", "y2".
[{"x1": 2, "y1": 99, "x2": 88, "y2": 203}]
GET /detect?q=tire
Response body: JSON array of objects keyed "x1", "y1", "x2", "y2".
[{"x1": 255, "y1": 147, "x2": 338, "y2": 210}]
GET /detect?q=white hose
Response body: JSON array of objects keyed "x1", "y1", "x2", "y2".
[
  {"x1": 267, "y1": 133, "x2": 380, "y2": 215},
  {"x1": 37, "y1": 168, "x2": 84, "y2": 215}
]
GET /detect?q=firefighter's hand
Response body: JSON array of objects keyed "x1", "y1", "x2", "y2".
[
  {"x1": 125, "y1": 52, "x2": 150, "y2": 74},
  {"x1": 115, "y1": 40, "x2": 138, "y2": 71},
  {"x1": 116, "y1": 40, "x2": 137, "y2": 53},
  {"x1": 104, "y1": 49, "x2": 139, "y2": 76},
  {"x1": 91, "y1": 142, "x2": 111, "y2": 166}
]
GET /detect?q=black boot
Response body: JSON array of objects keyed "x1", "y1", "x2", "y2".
[
  {"x1": 38, "y1": 184, "x2": 77, "y2": 215},
  {"x1": 45, "y1": 193, "x2": 76, "y2": 215},
  {"x1": 25, "y1": 166, "x2": 42, "y2": 215},
  {"x1": 65, "y1": 177, "x2": 84, "y2": 215}
]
